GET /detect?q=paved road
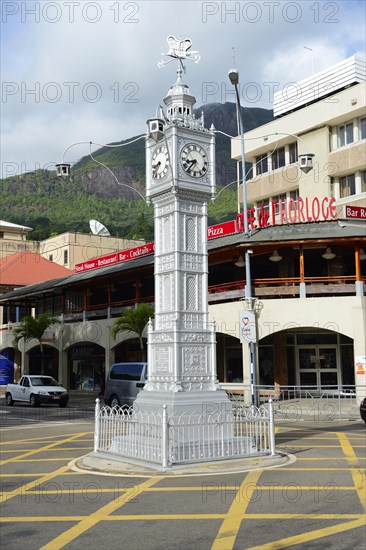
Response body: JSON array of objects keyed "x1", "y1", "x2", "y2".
[{"x1": 0, "y1": 411, "x2": 365, "y2": 549}]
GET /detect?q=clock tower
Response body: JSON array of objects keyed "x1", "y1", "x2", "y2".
[{"x1": 136, "y1": 37, "x2": 231, "y2": 415}]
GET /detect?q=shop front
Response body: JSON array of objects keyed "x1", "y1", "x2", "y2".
[{"x1": 67, "y1": 343, "x2": 105, "y2": 392}]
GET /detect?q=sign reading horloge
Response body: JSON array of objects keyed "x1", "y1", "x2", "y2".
[{"x1": 75, "y1": 196, "x2": 340, "y2": 273}]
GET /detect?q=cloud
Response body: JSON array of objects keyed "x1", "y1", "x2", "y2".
[{"x1": 1, "y1": 0, "x2": 365, "y2": 174}]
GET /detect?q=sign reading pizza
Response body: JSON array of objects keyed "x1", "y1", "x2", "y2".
[{"x1": 75, "y1": 196, "x2": 341, "y2": 273}]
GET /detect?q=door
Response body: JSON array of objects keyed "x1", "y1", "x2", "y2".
[{"x1": 298, "y1": 346, "x2": 339, "y2": 387}]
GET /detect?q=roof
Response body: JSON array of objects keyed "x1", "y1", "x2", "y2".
[
  {"x1": 0, "y1": 220, "x2": 33, "y2": 232},
  {"x1": 0, "y1": 220, "x2": 365, "y2": 303},
  {"x1": 0, "y1": 252, "x2": 72, "y2": 287}
]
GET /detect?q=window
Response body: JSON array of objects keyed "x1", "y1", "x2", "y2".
[
  {"x1": 255, "y1": 153, "x2": 268, "y2": 175},
  {"x1": 289, "y1": 142, "x2": 298, "y2": 164},
  {"x1": 337, "y1": 122, "x2": 353, "y2": 147},
  {"x1": 272, "y1": 147, "x2": 285, "y2": 170},
  {"x1": 362, "y1": 171, "x2": 366, "y2": 193},
  {"x1": 63, "y1": 250, "x2": 68, "y2": 265},
  {"x1": 340, "y1": 174, "x2": 356, "y2": 198},
  {"x1": 274, "y1": 194, "x2": 287, "y2": 214},
  {"x1": 290, "y1": 189, "x2": 299, "y2": 202},
  {"x1": 360, "y1": 117, "x2": 366, "y2": 140}
]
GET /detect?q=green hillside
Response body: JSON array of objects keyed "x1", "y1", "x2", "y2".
[{"x1": 0, "y1": 103, "x2": 273, "y2": 241}]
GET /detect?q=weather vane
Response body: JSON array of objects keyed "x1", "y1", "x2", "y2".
[{"x1": 158, "y1": 35, "x2": 200, "y2": 70}]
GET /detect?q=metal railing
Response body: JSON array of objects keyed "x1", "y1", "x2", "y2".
[
  {"x1": 224, "y1": 384, "x2": 364, "y2": 421},
  {"x1": 94, "y1": 399, "x2": 275, "y2": 468}
]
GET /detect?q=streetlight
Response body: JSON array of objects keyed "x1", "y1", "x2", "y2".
[{"x1": 228, "y1": 68, "x2": 257, "y2": 406}]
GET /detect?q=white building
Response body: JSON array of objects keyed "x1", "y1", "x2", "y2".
[{"x1": 0, "y1": 56, "x2": 365, "y2": 404}]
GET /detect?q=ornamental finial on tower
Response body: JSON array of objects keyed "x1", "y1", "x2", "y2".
[{"x1": 158, "y1": 36, "x2": 200, "y2": 69}]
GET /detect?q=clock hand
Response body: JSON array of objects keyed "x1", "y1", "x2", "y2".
[{"x1": 186, "y1": 158, "x2": 197, "y2": 170}]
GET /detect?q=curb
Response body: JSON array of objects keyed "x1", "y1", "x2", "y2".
[{"x1": 69, "y1": 451, "x2": 295, "y2": 478}]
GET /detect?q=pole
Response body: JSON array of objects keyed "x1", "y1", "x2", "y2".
[
  {"x1": 232, "y1": 76, "x2": 257, "y2": 407},
  {"x1": 94, "y1": 397, "x2": 100, "y2": 453}
]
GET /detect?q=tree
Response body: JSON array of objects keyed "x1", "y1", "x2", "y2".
[
  {"x1": 13, "y1": 312, "x2": 60, "y2": 375},
  {"x1": 111, "y1": 304, "x2": 154, "y2": 360}
]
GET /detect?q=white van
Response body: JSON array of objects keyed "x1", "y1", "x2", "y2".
[{"x1": 104, "y1": 362, "x2": 147, "y2": 407}]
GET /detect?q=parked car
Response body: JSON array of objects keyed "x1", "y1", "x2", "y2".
[
  {"x1": 360, "y1": 397, "x2": 366, "y2": 423},
  {"x1": 104, "y1": 362, "x2": 147, "y2": 407},
  {"x1": 6, "y1": 375, "x2": 69, "y2": 407}
]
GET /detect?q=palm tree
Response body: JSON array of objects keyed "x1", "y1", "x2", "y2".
[
  {"x1": 13, "y1": 312, "x2": 60, "y2": 375},
  {"x1": 111, "y1": 303, "x2": 154, "y2": 361}
]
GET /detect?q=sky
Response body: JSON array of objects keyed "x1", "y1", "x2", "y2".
[{"x1": 1, "y1": 0, "x2": 365, "y2": 177}]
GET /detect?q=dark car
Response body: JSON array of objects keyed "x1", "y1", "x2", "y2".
[{"x1": 360, "y1": 397, "x2": 366, "y2": 423}]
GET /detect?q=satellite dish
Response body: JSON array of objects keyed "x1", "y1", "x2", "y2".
[{"x1": 89, "y1": 220, "x2": 111, "y2": 236}]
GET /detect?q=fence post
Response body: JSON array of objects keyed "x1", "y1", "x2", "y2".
[
  {"x1": 94, "y1": 398, "x2": 100, "y2": 453},
  {"x1": 268, "y1": 397, "x2": 276, "y2": 456},
  {"x1": 162, "y1": 404, "x2": 168, "y2": 469}
]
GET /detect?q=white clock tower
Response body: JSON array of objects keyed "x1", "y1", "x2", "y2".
[{"x1": 136, "y1": 37, "x2": 231, "y2": 416}]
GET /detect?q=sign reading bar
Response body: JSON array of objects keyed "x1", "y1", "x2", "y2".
[
  {"x1": 75, "y1": 196, "x2": 341, "y2": 273},
  {"x1": 344, "y1": 205, "x2": 366, "y2": 220},
  {"x1": 75, "y1": 242, "x2": 155, "y2": 273}
]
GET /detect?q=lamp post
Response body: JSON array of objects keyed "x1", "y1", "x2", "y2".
[{"x1": 228, "y1": 68, "x2": 257, "y2": 406}]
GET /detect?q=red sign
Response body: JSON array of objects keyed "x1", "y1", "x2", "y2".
[
  {"x1": 344, "y1": 206, "x2": 366, "y2": 220},
  {"x1": 207, "y1": 219, "x2": 237, "y2": 239},
  {"x1": 75, "y1": 196, "x2": 340, "y2": 273},
  {"x1": 75, "y1": 242, "x2": 155, "y2": 273}
]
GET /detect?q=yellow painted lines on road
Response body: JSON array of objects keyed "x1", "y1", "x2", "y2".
[
  {"x1": 9, "y1": 458, "x2": 79, "y2": 462},
  {"x1": 0, "y1": 434, "x2": 93, "y2": 445},
  {"x1": 39, "y1": 476, "x2": 163, "y2": 550},
  {"x1": 337, "y1": 432, "x2": 366, "y2": 511},
  {"x1": 0, "y1": 465, "x2": 70, "y2": 504},
  {"x1": 277, "y1": 444, "x2": 365, "y2": 448},
  {"x1": 247, "y1": 517, "x2": 366, "y2": 550},
  {"x1": 0, "y1": 432, "x2": 89, "y2": 504},
  {"x1": 2, "y1": 513, "x2": 364, "y2": 524},
  {"x1": 0, "y1": 448, "x2": 91, "y2": 453},
  {"x1": 211, "y1": 470, "x2": 262, "y2": 550},
  {"x1": 0, "y1": 432, "x2": 90, "y2": 467}
]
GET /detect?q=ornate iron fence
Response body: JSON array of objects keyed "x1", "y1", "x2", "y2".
[
  {"x1": 225, "y1": 385, "x2": 364, "y2": 421},
  {"x1": 94, "y1": 399, "x2": 275, "y2": 468}
]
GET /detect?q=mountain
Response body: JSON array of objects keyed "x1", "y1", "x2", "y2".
[{"x1": 0, "y1": 103, "x2": 273, "y2": 241}]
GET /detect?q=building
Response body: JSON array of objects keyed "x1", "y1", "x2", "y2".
[
  {"x1": 38, "y1": 232, "x2": 145, "y2": 271},
  {"x1": 0, "y1": 56, "x2": 365, "y2": 399},
  {"x1": 0, "y1": 220, "x2": 36, "y2": 259},
  {"x1": 0, "y1": 251, "x2": 72, "y2": 384}
]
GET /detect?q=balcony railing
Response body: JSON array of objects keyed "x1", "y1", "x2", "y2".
[{"x1": 208, "y1": 275, "x2": 365, "y2": 302}]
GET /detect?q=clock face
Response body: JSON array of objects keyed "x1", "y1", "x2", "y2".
[
  {"x1": 180, "y1": 143, "x2": 208, "y2": 178},
  {"x1": 151, "y1": 145, "x2": 169, "y2": 179}
]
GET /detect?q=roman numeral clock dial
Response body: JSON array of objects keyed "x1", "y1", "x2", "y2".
[
  {"x1": 151, "y1": 145, "x2": 169, "y2": 179},
  {"x1": 180, "y1": 144, "x2": 208, "y2": 178}
]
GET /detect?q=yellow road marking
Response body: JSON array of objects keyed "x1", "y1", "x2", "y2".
[
  {"x1": 1, "y1": 513, "x2": 364, "y2": 523},
  {"x1": 40, "y1": 476, "x2": 162, "y2": 550},
  {"x1": 11, "y1": 458, "x2": 79, "y2": 462},
  {"x1": 0, "y1": 432, "x2": 89, "y2": 466},
  {"x1": 1, "y1": 485, "x2": 358, "y2": 497},
  {"x1": 247, "y1": 517, "x2": 366, "y2": 549},
  {"x1": 297, "y1": 457, "x2": 366, "y2": 460},
  {"x1": 277, "y1": 444, "x2": 365, "y2": 448},
  {"x1": 0, "y1": 465, "x2": 70, "y2": 504},
  {"x1": 0, "y1": 433, "x2": 88, "y2": 504},
  {"x1": 0, "y1": 447, "x2": 91, "y2": 453},
  {"x1": 270, "y1": 469, "x2": 366, "y2": 475},
  {"x1": 0, "y1": 434, "x2": 93, "y2": 445},
  {"x1": 211, "y1": 470, "x2": 262, "y2": 550},
  {"x1": 337, "y1": 432, "x2": 366, "y2": 511}
]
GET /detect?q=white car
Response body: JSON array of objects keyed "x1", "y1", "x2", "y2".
[{"x1": 6, "y1": 375, "x2": 69, "y2": 407}]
